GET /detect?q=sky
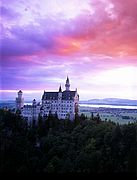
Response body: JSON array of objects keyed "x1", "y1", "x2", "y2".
[{"x1": 1, "y1": 0, "x2": 137, "y2": 101}]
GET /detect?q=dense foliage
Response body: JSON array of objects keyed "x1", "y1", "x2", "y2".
[{"x1": 0, "y1": 109, "x2": 137, "y2": 175}]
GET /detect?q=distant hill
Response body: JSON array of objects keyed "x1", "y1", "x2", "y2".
[
  {"x1": 0, "y1": 100, "x2": 15, "y2": 109},
  {"x1": 1, "y1": 98, "x2": 137, "y2": 108},
  {"x1": 80, "y1": 98, "x2": 137, "y2": 106},
  {"x1": 0, "y1": 100, "x2": 31, "y2": 108}
]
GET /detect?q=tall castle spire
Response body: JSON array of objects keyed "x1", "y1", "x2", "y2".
[
  {"x1": 59, "y1": 84, "x2": 62, "y2": 92},
  {"x1": 65, "y1": 76, "x2": 70, "y2": 91}
]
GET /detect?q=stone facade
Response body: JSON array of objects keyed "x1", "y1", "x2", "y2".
[
  {"x1": 16, "y1": 77, "x2": 79, "y2": 122},
  {"x1": 22, "y1": 99, "x2": 41, "y2": 122}
]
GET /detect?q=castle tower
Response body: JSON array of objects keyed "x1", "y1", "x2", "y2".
[
  {"x1": 32, "y1": 99, "x2": 37, "y2": 106},
  {"x1": 58, "y1": 84, "x2": 62, "y2": 100},
  {"x1": 32, "y1": 99, "x2": 37, "y2": 121},
  {"x1": 58, "y1": 85, "x2": 62, "y2": 118},
  {"x1": 15, "y1": 90, "x2": 24, "y2": 110},
  {"x1": 74, "y1": 88, "x2": 79, "y2": 115},
  {"x1": 59, "y1": 84, "x2": 62, "y2": 93},
  {"x1": 65, "y1": 76, "x2": 70, "y2": 91}
]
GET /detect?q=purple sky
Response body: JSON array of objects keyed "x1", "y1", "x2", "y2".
[{"x1": 1, "y1": 0, "x2": 137, "y2": 101}]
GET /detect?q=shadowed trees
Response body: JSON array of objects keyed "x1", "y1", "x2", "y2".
[{"x1": 0, "y1": 109, "x2": 136, "y2": 174}]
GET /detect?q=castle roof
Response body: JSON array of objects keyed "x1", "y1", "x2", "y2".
[
  {"x1": 23, "y1": 105, "x2": 33, "y2": 108},
  {"x1": 59, "y1": 85, "x2": 62, "y2": 92},
  {"x1": 42, "y1": 92, "x2": 58, "y2": 100},
  {"x1": 42, "y1": 90, "x2": 76, "y2": 100},
  {"x1": 66, "y1": 76, "x2": 69, "y2": 83},
  {"x1": 62, "y1": 90, "x2": 76, "y2": 100}
]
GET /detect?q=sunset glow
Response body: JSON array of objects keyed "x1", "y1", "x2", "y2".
[{"x1": 1, "y1": 0, "x2": 137, "y2": 100}]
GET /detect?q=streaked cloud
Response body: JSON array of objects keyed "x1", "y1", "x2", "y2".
[{"x1": 1, "y1": 0, "x2": 137, "y2": 100}]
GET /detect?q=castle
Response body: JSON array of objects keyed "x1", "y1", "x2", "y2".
[{"x1": 15, "y1": 77, "x2": 79, "y2": 121}]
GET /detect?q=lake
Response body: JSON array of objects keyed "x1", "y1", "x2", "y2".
[
  {"x1": 79, "y1": 104, "x2": 137, "y2": 109},
  {"x1": 24, "y1": 102, "x2": 137, "y2": 109}
]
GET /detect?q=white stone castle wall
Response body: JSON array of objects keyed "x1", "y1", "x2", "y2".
[{"x1": 42, "y1": 99, "x2": 75, "y2": 119}]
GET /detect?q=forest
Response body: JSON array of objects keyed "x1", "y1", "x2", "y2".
[{"x1": 0, "y1": 109, "x2": 136, "y2": 176}]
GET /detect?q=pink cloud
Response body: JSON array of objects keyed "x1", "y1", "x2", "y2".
[
  {"x1": 2, "y1": 0, "x2": 137, "y2": 60},
  {"x1": 1, "y1": 0, "x2": 137, "y2": 99},
  {"x1": 66, "y1": 0, "x2": 137, "y2": 58}
]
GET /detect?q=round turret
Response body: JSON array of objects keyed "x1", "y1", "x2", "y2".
[{"x1": 16, "y1": 90, "x2": 24, "y2": 110}]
